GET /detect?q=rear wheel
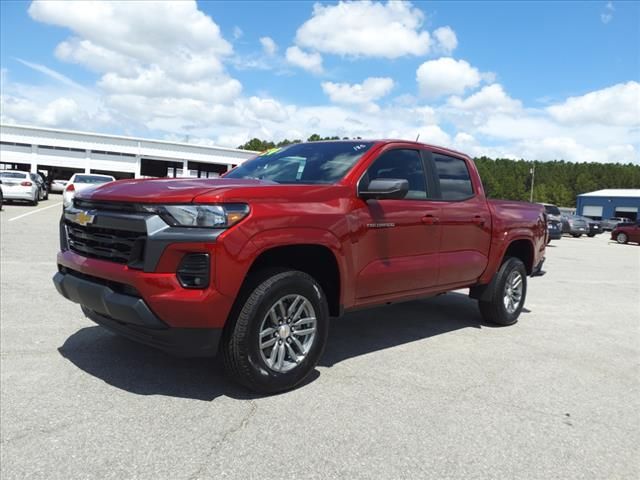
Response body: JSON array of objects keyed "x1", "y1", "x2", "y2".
[
  {"x1": 587, "y1": 233, "x2": 595, "y2": 237},
  {"x1": 478, "y1": 257, "x2": 527, "y2": 326},
  {"x1": 222, "y1": 270, "x2": 329, "y2": 393},
  {"x1": 616, "y1": 232, "x2": 628, "y2": 244},
  {"x1": 571, "y1": 233, "x2": 582, "y2": 238},
  {"x1": 31, "y1": 192, "x2": 39, "y2": 206}
]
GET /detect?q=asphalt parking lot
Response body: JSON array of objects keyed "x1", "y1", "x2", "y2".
[{"x1": 1, "y1": 198, "x2": 639, "y2": 479}]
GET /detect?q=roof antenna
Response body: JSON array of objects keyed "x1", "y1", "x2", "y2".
[{"x1": 415, "y1": 133, "x2": 420, "y2": 142}]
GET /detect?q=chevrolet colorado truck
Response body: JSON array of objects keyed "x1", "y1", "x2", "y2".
[{"x1": 53, "y1": 140, "x2": 546, "y2": 393}]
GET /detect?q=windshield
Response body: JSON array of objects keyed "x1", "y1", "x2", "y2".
[
  {"x1": 225, "y1": 141, "x2": 375, "y2": 184},
  {"x1": 544, "y1": 205, "x2": 561, "y2": 215},
  {"x1": 74, "y1": 175, "x2": 113, "y2": 184}
]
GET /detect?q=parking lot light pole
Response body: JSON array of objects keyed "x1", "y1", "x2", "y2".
[{"x1": 529, "y1": 165, "x2": 535, "y2": 203}]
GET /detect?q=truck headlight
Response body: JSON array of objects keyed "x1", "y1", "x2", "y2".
[{"x1": 143, "y1": 203, "x2": 249, "y2": 228}]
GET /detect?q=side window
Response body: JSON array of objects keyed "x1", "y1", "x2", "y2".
[
  {"x1": 364, "y1": 149, "x2": 427, "y2": 199},
  {"x1": 433, "y1": 154, "x2": 474, "y2": 200}
]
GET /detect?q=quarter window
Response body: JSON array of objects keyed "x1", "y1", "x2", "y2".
[
  {"x1": 363, "y1": 149, "x2": 427, "y2": 199},
  {"x1": 433, "y1": 154, "x2": 474, "y2": 200}
]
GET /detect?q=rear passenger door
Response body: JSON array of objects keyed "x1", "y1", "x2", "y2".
[{"x1": 428, "y1": 153, "x2": 491, "y2": 286}]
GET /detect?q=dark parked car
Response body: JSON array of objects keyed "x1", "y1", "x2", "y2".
[
  {"x1": 577, "y1": 216, "x2": 603, "y2": 237},
  {"x1": 611, "y1": 222, "x2": 640, "y2": 245},
  {"x1": 562, "y1": 215, "x2": 589, "y2": 237},
  {"x1": 538, "y1": 203, "x2": 562, "y2": 242},
  {"x1": 547, "y1": 219, "x2": 562, "y2": 241}
]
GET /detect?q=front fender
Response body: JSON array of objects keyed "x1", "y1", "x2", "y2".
[{"x1": 214, "y1": 227, "x2": 351, "y2": 306}]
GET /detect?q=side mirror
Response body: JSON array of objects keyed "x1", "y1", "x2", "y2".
[{"x1": 359, "y1": 178, "x2": 409, "y2": 200}]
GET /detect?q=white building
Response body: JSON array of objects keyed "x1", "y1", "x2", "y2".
[{"x1": 0, "y1": 124, "x2": 256, "y2": 181}]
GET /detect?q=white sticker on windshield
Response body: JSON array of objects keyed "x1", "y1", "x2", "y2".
[{"x1": 353, "y1": 144, "x2": 367, "y2": 151}]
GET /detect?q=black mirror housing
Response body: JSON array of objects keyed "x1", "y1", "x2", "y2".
[{"x1": 359, "y1": 178, "x2": 409, "y2": 200}]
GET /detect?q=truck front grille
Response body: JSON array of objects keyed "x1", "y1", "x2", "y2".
[{"x1": 66, "y1": 222, "x2": 144, "y2": 264}]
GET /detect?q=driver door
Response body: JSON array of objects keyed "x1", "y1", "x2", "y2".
[{"x1": 353, "y1": 147, "x2": 441, "y2": 299}]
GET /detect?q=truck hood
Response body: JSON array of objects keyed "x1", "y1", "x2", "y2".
[{"x1": 77, "y1": 178, "x2": 274, "y2": 204}]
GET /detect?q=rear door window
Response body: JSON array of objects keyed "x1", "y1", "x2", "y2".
[{"x1": 432, "y1": 154, "x2": 474, "y2": 200}]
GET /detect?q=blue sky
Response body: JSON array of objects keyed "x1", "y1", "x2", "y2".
[{"x1": 1, "y1": 1, "x2": 639, "y2": 162}]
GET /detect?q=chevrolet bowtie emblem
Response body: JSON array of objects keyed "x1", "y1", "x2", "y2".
[{"x1": 73, "y1": 211, "x2": 95, "y2": 227}]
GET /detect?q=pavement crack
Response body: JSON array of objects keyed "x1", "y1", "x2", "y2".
[{"x1": 188, "y1": 400, "x2": 258, "y2": 480}]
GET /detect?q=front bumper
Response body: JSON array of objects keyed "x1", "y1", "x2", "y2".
[
  {"x1": 53, "y1": 270, "x2": 221, "y2": 357},
  {"x1": 57, "y1": 203, "x2": 236, "y2": 329}
]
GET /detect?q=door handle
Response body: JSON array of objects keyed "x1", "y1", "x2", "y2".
[
  {"x1": 472, "y1": 216, "x2": 486, "y2": 226},
  {"x1": 422, "y1": 215, "x2": 439, "y2": 225}
]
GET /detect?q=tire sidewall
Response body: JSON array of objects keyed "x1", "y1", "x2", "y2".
[
  {"x1": 495, "y1": 258, "x2": 527, "y2": 325},
  {"x1": 617, "y1": 233, "x2": 628, "y2": 244},
  {"x1": 242, "y1": 272, "x2": 329, "y2": 392}
]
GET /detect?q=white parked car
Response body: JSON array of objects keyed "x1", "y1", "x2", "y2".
[
  {"x1": 63, "y1": 173, "x2": 116, "y2": 208},
  {"x1": 50, "y1": 179, "x2": 68, "y2": 193},
  {"x1": 0, "y1": 170, "x2": 40, "y2": 205}
]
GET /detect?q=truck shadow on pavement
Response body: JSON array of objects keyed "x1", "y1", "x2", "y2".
[{"x1": 59, "y1": 292, "x2": 515, "y2": 401}]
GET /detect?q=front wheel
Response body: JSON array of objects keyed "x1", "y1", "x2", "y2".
[
  {"x1": 587, "y1": 233, "x2": 595, "y2": 237},
  {"x1": 222, "y1": 270, "x2": 329, "y2": 393},
  {"x1": 478, "y1": 257, "x2": 527, "y2": 326},
  {"x1": 571, "y1": 233, "x2": 582, "y2": 238},
  {"x1": 616, "y1": 232, "x2": 628, "y2": 244}
]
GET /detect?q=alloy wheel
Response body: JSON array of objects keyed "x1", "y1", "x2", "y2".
[{"x1": 258, "y1": 294, "x2": 317, "y2": 373}]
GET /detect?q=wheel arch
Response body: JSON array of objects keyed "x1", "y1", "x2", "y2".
[{"x1": 239, "y1": 243, "x2": 343, "y2": 318}]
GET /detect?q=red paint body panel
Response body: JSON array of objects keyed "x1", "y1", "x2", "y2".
[
  {"x1": 68, "y1": 140, "x2": 546, "y2": 329},
  {"x1": 611, "y1": 223, "x2": 640, "y2": 243}
]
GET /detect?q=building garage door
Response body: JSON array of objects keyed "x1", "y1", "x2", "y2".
[
  {"x1": 582, "y1": 205, "x2": 603, "y2": 218},
  {"x1": 615, "y1": 207, "x2": 638, "y2": 221}
]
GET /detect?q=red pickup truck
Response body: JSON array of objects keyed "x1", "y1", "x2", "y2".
[{"x1": 53, "y1": 140, "x2": 546, "y2": 392}]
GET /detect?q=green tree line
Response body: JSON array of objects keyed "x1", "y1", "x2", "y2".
[{"x1": 238, "y1": 136, "x2": 640, "y2": 207}]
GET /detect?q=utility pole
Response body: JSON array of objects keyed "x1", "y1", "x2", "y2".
[{"x1": 529, "y1": 164, "x2": 535, "y2": 203}]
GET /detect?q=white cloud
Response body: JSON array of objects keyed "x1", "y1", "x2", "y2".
[
  {"x1": 322, "y1": 77, "x2": 394, "y2": 112},
  {"x1": 98, "y1": 67, "x2": 242, "y2": 103},
  {"x1": 2, "y1": 1, "x2": 636, "y2": 164},
  {"x1": 28, "y1": 0, "x2": 239, "y2": 107},
  {"x1": 601, "y1": 1, "x2": 615, "y2": 24},
  {"x1": 260, "y1": 36, "x2": 277, "y2": 56},
  {"x1": 433, "y1": 26, "x2": 458, "y2": 55},
  {"x1": 295, "y1": 0, "x2": 431, "y2": 58},
  {"x1": 420, "y1": 125, "x2": 451, "y2": 146},
  {"x1": 417, "y1": 58, "x2": 482, "y2": 98},
  {"x1": 546, "y1": 81, "x2": 640, "y2": 127},
  {"x1": 447, "y1": 83, "x2": 522, "y2": 114},
  {"x1": 285, "y1": 46, "x2": 323, "y2": 74}
]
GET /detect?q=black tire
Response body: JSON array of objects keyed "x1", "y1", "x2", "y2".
[
  {"x1": 31, "y1": 192, "x2": 39, "y2": 206},
  {"x1": 222, "y1": 269, "x2": 329, "y2": 394},
  {"x1": 616, "y1": 232, "x2": 628, "y2": 244},
  {"x1": 587, "y1": 233, "x2": 595, "y2": 237},
  {"x1": 571, "y1": 233, "x2": 582, "y2": 238},
  {"x1": 478, "y1": 257, "x2": 527, "y2": 326}
]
